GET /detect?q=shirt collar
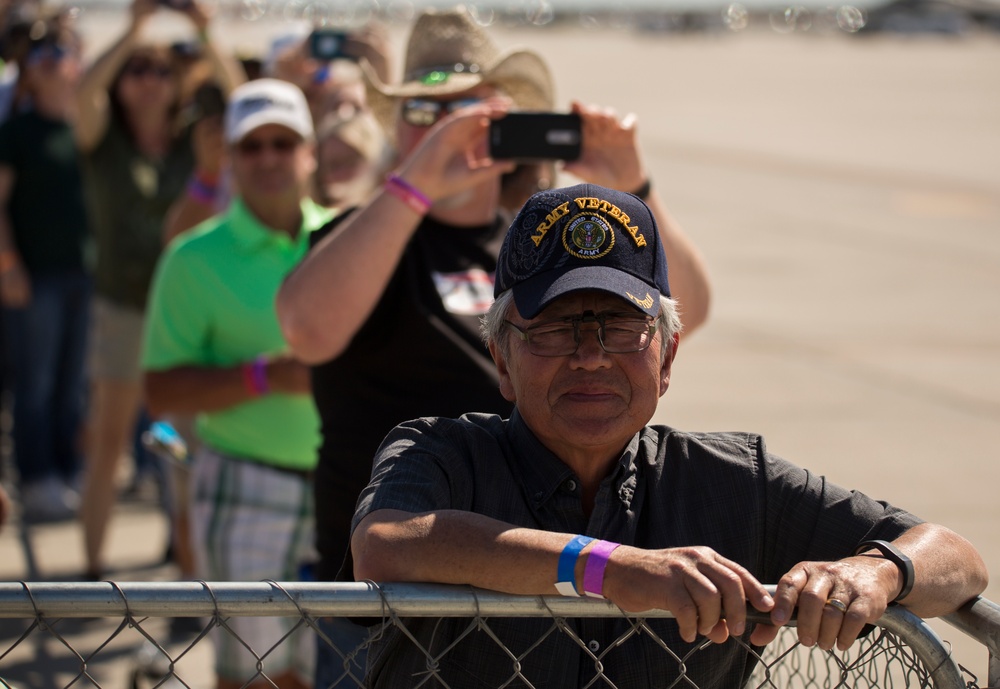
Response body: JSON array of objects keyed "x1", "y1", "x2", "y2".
[
  {"x1": 506, "y1": 409, "x2": 640, "y2": 510},
  {"x1": 228, "y1": 197, "x2": 332, "y2": 252}
]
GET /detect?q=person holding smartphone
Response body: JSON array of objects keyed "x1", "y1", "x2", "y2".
[
  {"x1": 269, "y1": 22, "x2": 393, "y2": 127},
  {"x1": 74, "y1": 0, "x2": 243, "y2": 582},
  {"x1": 275, "y1": 8, "x2": 712, "y2": 686}
]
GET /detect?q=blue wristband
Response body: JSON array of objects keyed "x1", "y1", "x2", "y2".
[{"x1": 555, "y1": 535, "x2": 593, "y2": 597}]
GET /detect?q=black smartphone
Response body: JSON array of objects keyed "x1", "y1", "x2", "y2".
[
  {"x1": 309, "y1": 29, "x2": 352, "y2": 61},
  {"x1": 489, "y1": 112, "x2": 582, "y2": 162}
]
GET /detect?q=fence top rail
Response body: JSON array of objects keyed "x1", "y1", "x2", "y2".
[
  {"x1": 0, "y1": 581, "x2": 677, "y2": 619},
  {"x1": 0, "y1": 581, "x2": 979, "y2": 630},
  {"x1": 943, "y1": 595, "x2": 1000, "y2": 657}
]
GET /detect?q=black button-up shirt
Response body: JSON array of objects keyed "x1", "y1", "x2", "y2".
[{"x1": 349, "y1": 410, "x2": 922, "y2": 688}]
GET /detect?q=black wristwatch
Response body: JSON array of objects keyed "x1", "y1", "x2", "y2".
[
  {"x1": 853, "y1": 539, "x2": 914, "y2": 603},
  {"x1": 629, "y1": 179, "x2": 652, "y2": 201}
]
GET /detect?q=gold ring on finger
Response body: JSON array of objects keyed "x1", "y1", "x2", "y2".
[{"x1": 824, "y1": 597, "x2": 849, "y2": 614}]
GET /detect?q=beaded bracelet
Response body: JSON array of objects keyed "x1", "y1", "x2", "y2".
[
  {"x1": 384, "y1": 174, "x2": 431, "y2": 215},
  {"x1": 582, "y1": 540, "x2": 621, "y2": 599},
  {"x1": 555, "y1": 535, "x2": 593, "y2": 597}
]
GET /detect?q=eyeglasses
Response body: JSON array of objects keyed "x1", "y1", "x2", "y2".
[
  {"x1": 400, "y1": 97, "x2": 483, "y2": 127},
  {"x1": 122, "y1": 62, "x2": 173, "y2": 80},
  {"x1": 505, "y1": 311, "x2": 658, "y2": 357},
  {"x1": 235, "y1": 136, "x2": 301, "y2": 156}
]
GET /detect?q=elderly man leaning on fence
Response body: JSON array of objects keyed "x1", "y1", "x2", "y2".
[{"x1": 347, "y1": 182, "x2": 988, "y2": 688}]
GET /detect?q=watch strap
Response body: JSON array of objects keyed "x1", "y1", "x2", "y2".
[{"x1": 853, "y1": 539, "x2": 914, "y2": 603}]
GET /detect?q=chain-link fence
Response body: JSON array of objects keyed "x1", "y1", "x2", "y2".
[{"x1": 0, "y1": 581, "x2": 996, "y2": 689}]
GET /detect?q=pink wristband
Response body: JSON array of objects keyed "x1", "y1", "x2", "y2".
[
  {"x1": 384, "y1": 174, "x2": 431, "y2": 215},
  {"x1": 582, "y1": 540, "x2": 620, "y2": 599}
]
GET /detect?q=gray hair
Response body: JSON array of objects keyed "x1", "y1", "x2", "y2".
[{"x1": 480, "y1": 290, "x2": 683, "y2": 362}]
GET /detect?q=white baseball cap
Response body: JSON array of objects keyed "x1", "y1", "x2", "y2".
[{"x1": 225, "y1": 78, "x2": 314, "y2": 144}]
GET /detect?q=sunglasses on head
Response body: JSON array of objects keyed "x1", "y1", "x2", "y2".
[
  {"x1": 235, "y1": 136, "x2": 301, "y2": 156},
  {"x1": 400, "y1": 97, "x2": 483, "y2": 127},
  {"x1": 123, "y1": 61, "x2": 173, "y2": 79}
]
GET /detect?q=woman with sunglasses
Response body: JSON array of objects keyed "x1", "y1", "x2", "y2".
[{"x1": 74, "y1": 0, "x2": 243, "y2": 581}]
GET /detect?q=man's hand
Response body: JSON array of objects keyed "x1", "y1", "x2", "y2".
[
  {"x1": 562, "y1": 101, "x2": 647, "y2": 193},
  {"x1": 0, "y1": 262, "x2": 31, "y2": 307},
  {"x1": 394, "y1": 99, "x2": 516, "y2": 203},
  {"x1": 264, "y1": 357, "x2": 312, "y2": 395},
  {"x1": 179, "y1": 0, "x2": 212, "y2": 32},
  {"x1": 750, "y1": 555, "x2": 901, "y2": 651},
  {"x1": 344, "y1": 24, "x2": 394, "y2": 84},
  {"x1": 191, "y1": 115, "x2": 225, "y2": 180},
  {"x1": 129, "y1": 0, "x2": 158, "y2": 27},
  {"x1": 602, "y1": 545, "x2": 774, "y2": 645}
]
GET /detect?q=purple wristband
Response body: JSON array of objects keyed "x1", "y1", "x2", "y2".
[
  {"x1": 583, "y1": 540, "x2": 620, "y2": 599},
  {"x1": 386, "y1": 174, "x2": 431, "y2": 209},
  {"x1": 187, "y1": 177, "x2": 216, "y2": 204},
  {"x1": 251, "y1": 357, "x2": 269, "y2": 395}
]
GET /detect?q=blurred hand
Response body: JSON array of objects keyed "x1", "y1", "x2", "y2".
[
  {"x1": 130, "y1": 0, "x2": 159, "y2": 26},
  {"x1": 562, "y1": 101, "x2": 647, "y2": 193},
  {"x1": 395, "y1": 99, "x2": 516, "y2": 202},
  {"x1": 192, "y1": 114, "x2": 226, "y2": 179},
  {"x1": 750, "y1": 556, "x2": 900, "y2": 651},
  {"x1": 603, "y1": 545, "x2": 774, "y2": 645},
  {"x1": 180, "y1": 0, "x2": 212, "y2": 31},
  {"x1": 264, "y1": 357, "x2": 312, "y2": 395},
  {"x1": 272, "y1": 37, "x2": 318, "y2": 95},
  {"x1": 0, "y1": 483, "x2": 9, "y2": 534},
  {"x1": 0, "y1": 263, "x2": 31, "y2": 308},
  {"x1": 343, "y1": 23, "x2": 394, "y2": 84}
]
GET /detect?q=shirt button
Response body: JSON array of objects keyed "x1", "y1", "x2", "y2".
[
  {"x1": 565, "y1": 479, "x2": 577, "y2": 493},
  {"x1": 588, "y1": 640, "x2": 601, "y2": 652}
]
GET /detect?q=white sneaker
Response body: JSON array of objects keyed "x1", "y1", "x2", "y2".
[{"x1": 20, "y1": 476, "x2": 79, "y2": 524}]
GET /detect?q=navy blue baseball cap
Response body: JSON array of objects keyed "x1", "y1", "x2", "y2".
[{"x1": 495, "y1": 183, "x2": 670, "y2": 319}]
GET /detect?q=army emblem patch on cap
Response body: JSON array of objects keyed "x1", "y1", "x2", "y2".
[{"x1": 563, "y1": 213, "x2": 614, "y2": 260}]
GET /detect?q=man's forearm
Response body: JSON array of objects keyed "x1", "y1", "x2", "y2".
[
  {"x1": 352, "y1": 509, "x2": 573, "y2": 595},
  {"x1": 888, "y1": 523, "x2": 988, "y2": 617},
  {"x1": 144, "y1": 365, "x2": 260, "y2": 417},
  {"x1": 353, "y1": 508, "x2": 773, "y2": 643},
  {"x1": 277, "y1": 190, "x2": 422, "y2": 364},
  {"x1": 645, "y1": 192, "x2": 711, "y2": 336}
]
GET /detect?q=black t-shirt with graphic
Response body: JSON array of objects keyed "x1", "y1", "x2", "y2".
[{"x1": 309, "y1": 212, "x2": 514, "y2": 580}]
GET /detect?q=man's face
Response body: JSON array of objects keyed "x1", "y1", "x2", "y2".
[
  {"x1": 490, "y1": 291, "x2": 675, "y2": 462},
  {"x1": 230, "y1": 123, "x2": 316, "y2": 201}
]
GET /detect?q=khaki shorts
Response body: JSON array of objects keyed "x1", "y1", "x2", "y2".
[{"x1": 88, "y1": 296, "x2": 146, "y2": 382}]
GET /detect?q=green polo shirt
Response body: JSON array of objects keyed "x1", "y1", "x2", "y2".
[{"x1": 141, "y1": 197, "x2": 334, "y2": 469}]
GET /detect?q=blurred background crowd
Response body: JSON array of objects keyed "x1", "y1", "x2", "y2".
[{"x1": 0, "y1": 0, "x2": 393, "y2": 519}]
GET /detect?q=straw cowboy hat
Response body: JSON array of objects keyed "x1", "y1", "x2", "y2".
[{"x1": 362, "y1": 6, "x2": 554, "y2": 133}]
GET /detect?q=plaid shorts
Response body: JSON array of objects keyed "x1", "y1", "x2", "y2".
[{"x1": 189, "y1": 447, "x2": 317, "y2": 683}]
